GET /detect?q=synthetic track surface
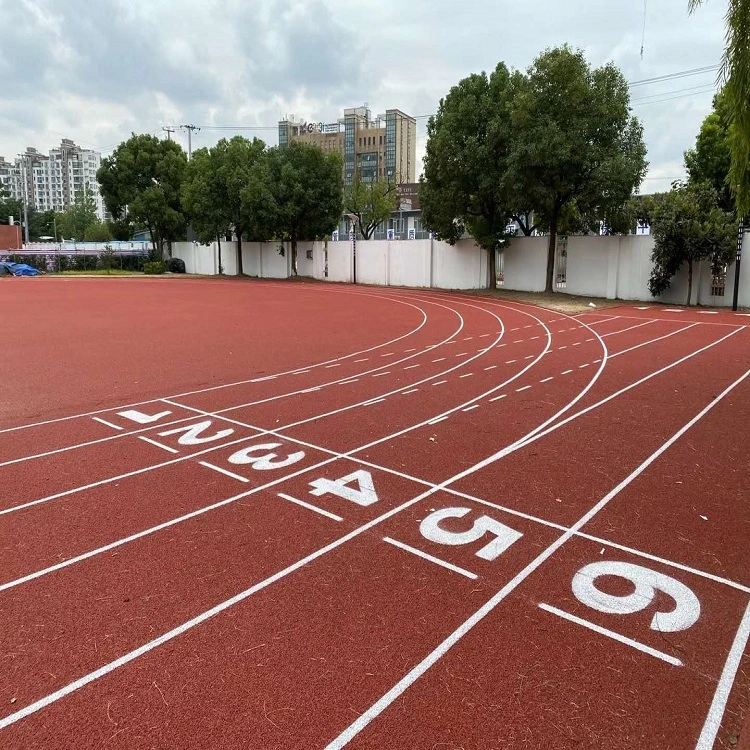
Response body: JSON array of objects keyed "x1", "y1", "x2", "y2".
[{"x1": 1, "y1": 277, "x2": 749, "y2": 749}]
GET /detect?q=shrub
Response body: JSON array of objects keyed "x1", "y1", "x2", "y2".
[
  {"x1": 144, "y1": 261, "x2": 167, "y2": 275},
  {"x1": 167, "y1": 257, "x2": 186, "y2": 273},
  {"x1": 98, "y1": 246, "x2": 117, "y2": 272}
]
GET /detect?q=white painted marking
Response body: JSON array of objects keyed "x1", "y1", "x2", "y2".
[
  {"x1": 138, "y1": 436, "x2": 178, "y2": 453},
  {"x1": 446, "y1": 341, "x2": 456, "y2": 345},
  {"x1": 505, "y1": 359, "x2": 517, "y2": 364},
  {"x1": 524, "y1": 355, "x2": 534, "y2": 360},
  {"x1": 354, "y1": 358, "x2": 368, "y2": 363},
  {"x1": 455, "y1": 352, "x2": 468, "y2": 357},
  {"x1": 636, "y1": 306, "x2": 650, "y2": 310},
  {"x1": 428, "y1": 416, "x2": 449, "y2": 425},
  {"x1": 513, "y1": 340, "x2": 523, "y2": 344},
  {"x1": 117, "y1": 409, "x2": 172, "y2": 424},
  {"x1": 573, "y1": 342, "x2": 582, "y2": 346},
  {"x1": 277, "y1": 493, "x2": 343, "y2": 522},
  {"x1": 540, "y1": 377, "x2": 554, "y2": 383},
  {"x1": 432, "y1": 380, "x2": 447, "y2": 386},
  {"x1": 510, "y1": 327, "x2": 520, "y2": 332},
  {"x1": 404, "y1": 348, "x2": 417, "y2": 352},
  {"x1": 310, "y1": 470, "x2": 378, "y2": 507},
  {"x1": 664, "y1": 308, "x2": 684, "y2": 312},
  {"x1": 696, "y1": 602, "x2": 750, "y2": 749},
  {"x1": 363, "y1": 398, "x2": 386, "y2": 406},
  {"x1": 610, "y1": 323, "x2": 699, "y2": 357},
  {"x1": 404, "y1": 364, "x2": 421, "y2": 370},
  {"x1": 198, "y1": 461, "x2": 250, "y2": 483},
  {"x1": 463, "y1": 336, "x2": 474, "y2": 340},
  {"x1": 515, "y1": 385, "x2": 532, "y2": 392},
  {"x1": 372, "y1": 371, "x2": 391, "y2": 377},
  {"x1": 484, "y1": 365, "x2": 497, "y2": 371},
  {"x1": 579, "y1": 363, "x2": 590, "y2": 369},
  {"x1": 489, "y1": 394, "x2": 507, "y2": 402},
  {"x1": 587, "y1": 338, "x2": 595, "y2": 342},
  {"x1": 558, "y1": 345, "x2": 568, "y2": 350},
  {"x1": 601, "y1": 320, "x2": 655, "y2": 337},
  {"x1": 432, "y1": 357, "x2": 446, "y2": 362},
  {"x1": 301, "y1": 387, "x2": 321, "y2": 393},
  {"x1": 340, "y1": 379, "x2": 359, "y2": 385},
  {"x1": 479, "y1": 334, "x2": 491, "y2": 338},
  {"x1": 402, "y1": 388, "x2": 419, "y2": 395},
  {"x1": 292, "y1": 370, "x2": 310, "y2": 375},
  {"x1": 538, "y1": 604, "x2": 682, "y2": 666},
  {"x1": 158, "y1": 420, "x2": 234, "y2": 446},
  {"x1": 530, "y1": 336, "x2": 540, "y2": 340},
  {"x1": 593, "y1": 358, "x2": 602, "y2": 363},
  {"x1": 325, "y1": 363, "x2": 342, "y2": 368},
  {"x1": 383, "y1": 537, "x2": 477, "y2": 579},
  {"x1": 250, "y1": 375, "x2": 277, "y2": 382},
  {"x1": 459, "y1": 373, "x2": 473, "y2": 379},
  {"x1": 91, "y1": 417, "x2": 123, "y2": 431},
  {"x1": 462, "y1": 404, "x2": 479, "y2": 412},
  {"x1": 561, "y1": 369, "x2": 573, "y2": 375},
  {"x1": 697, "y1": 311, "x2": 719, "y2": 315}
]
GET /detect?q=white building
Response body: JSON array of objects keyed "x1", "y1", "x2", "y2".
[{"x1": 8, "y1": 140, "x2": 106, "y2": 220}]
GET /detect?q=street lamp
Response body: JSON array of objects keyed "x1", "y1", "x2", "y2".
[
  {"x1": 732, "y1": 218, "x2": 745, "y2": 312},
  {"x1": 345, "y1": 212, "x2": 358, "y2": 284}
]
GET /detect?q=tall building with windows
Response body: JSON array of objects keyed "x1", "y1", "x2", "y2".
[
  {"x1": 278, "y1": 105, "x2": 416, "y2": 185},
  {"x1": 8, "y1": 140, "x2": 106, "y2": 219}
]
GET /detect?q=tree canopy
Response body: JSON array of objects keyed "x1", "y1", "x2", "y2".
[
  {"x1": 421, "y1": 63, "x2": 521, "y2": 288},
  {"x1": 507, "y1": 46, "x2": 647, "y2": 291},
  {"x1": 57, "y1": 186, "x2": 99, "y2": 240},
  {"x1": 648, "y1": 181, "x2": 735, "y2": 304},
  {"x1": 242, "y1": 143, "x2": 343, "y2": 273},
  {"x1": 343, "y1": 178, "x2": 397, "y2": 239},
  {"x1": 97, "y1": 134, "x2": 187, "y2": 259}
]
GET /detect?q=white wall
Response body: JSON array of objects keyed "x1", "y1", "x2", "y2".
[
  {"x1": 564, "y1": 236, "x2": 616, "y2": 297},
  {"x1": 502, "y1": 236, "x2": 548, "y2": 292},
  {"x1": 433, "y1": 238, "x2": 488, "y2": 289}
]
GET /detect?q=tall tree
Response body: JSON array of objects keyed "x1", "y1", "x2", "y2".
[
  {"x1": 648, "y1": 181, "x2": 735, "y2": 305},
  {"x1": 242, "y1": 143, "x2": 343, "y2": 273},
  {"x1": 97, "y1": 134, "x2": 187, "y2": 259},
  {"x1": 343, "y1": 178, "x2": 397, "y2": 239},
  {"x1": 508, "y1": 46, "x2": 647, "y2": 292},
  {"x1": 689, "y1": 0, "x2": 750, "y2": 215},
  {"x1": 421, "y1": 63, "x2": 521, "y2": 289},
  {"x1": 215, "y1": 136, "x2": 266, "y2": 275},
  {"x1": 684, "y1": 89, "x2": 734, "y2": 212},
  {"x1": 57, "y1": 186, "x2": 98, "y2": 239},
  {"x1": 0, "y1": 185, "x2": 22, "y2": 225}
]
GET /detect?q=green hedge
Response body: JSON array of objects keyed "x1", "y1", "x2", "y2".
[{"x1": 144, "y1": 261, "x2": 167, "y2": 275}]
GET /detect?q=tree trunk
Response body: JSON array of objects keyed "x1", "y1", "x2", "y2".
[
  {"x1": 291, "y1": 237, "x2": 298, "y2": 275},
  {"x1": 686, "y1": 258, "x2": 694, "y2": 306},
  {"x1": 488, "y1": 246, "x2": 497, "y2": 290},
  {"x1": 545, "y1": 212, "x2": 558, "y2": 293},
  {"x1": 236, "y1": 231, "x2": 243, "y2": 276},
  {"x1": 217, "y1": 235, "x2": 223, "y2": 275}
]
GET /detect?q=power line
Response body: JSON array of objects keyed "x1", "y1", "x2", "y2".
[
  {"x1": 630, "y1": 82, "x2": 719, "y2": 103},
  {"x1": 631, "y1": 85, "x2": 717, "y2": 106},
  {"x1": 628, "y1": 64, "x2": 719, "y2": 88}
]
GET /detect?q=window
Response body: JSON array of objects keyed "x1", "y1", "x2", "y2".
[{"x1": 380, "y1": 135, "x2": 383, "y2": 145}]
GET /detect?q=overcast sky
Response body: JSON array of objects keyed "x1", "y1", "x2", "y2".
[{"x1": 0, "y1": 0, "x2": 727, "y2": 193}]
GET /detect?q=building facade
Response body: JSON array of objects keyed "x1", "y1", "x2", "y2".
[
  {"x1": 278, "y1": 105, "x2": 416, "y2": 186},
  {"x1": 3, "y1": 140, "x2": 106, "y2": 220}
]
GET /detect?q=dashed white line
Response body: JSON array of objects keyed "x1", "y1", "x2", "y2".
[
  {"x1": 402, "y1": 389, "x2": 419, "y2": 395},
  {"x1": 455, "y1": 352, "x2": 468, "y2": 357},
  {"x1": 340, "y1": 379, "x2": 359, "y2": 385},
  {"x1": 561, "y1": 369, "x2": 574, "y2": 375},
  {"x1": 479, "y1": 334, "x2": 492, "y2": 338},
  {"x1": 489, "y1": 394, "x2": 507, "y2": 402},
  {"x1": 404, "y1": 364, "x2": 421, "y2": 370},
  {"x1": 505, "y1": 359, "x2": 517, "y2": 364},
  {"x1": 250, "y1": 376, "x2": 277, "y2": 382},
  {"x1": 372, "y1": 371, "x2": 391, "y2": 378},
  {"x1": 383, "y1": 537, "x2": 477, "y2": 579},
  {"x1": 516, "y1": 385, "x2": 532, "y2": 393},
  {"x1": 91, "y1": 417, "x2": 123, "y2": 431},
  {"x1": 432, "y1": 380, "x2": 447, "y2": 386},
  {"x1": 404, "y1": 348, "x2": 417, "y2": 352},
  {"x1": 459, "y1": 373, "x2": 474, "y2": 379},
  {"x1": 524, "y1": 355, "x2": 534, "y2": 360},
  {"x1": 428, "y1": 415, "x2": 449, "y2": 424},
  {"x1": 573, "y1": 342, "x2": 582, "y2": 346},
  {"x1": 380, "y1": 353, "x2": 394, "y2": 357},
  {"x1": 198, "y1": 461, "x2": 250, "y2": 483},
  {"x1": 277, "y1": 493, "x2": 343, "y2": 522},
  {"x1": 292, "y1": 370, "x2": 310, "y2": 375},
  {"x1": 484, "y1": 365, "x2": 497, "y2": 371},
  {"x1": 558, "y1": 346, "x2": 568, "y2": 350},
  {"x1": 530, "y1": 336, "x2": 540, "y2": 340},
  {"x1": 462, "y1": 404, "x2": 480, "y2": 411},
  {"x1": 463, "y1": 336, "x2": 474, "y2": 340},
  {"x1": 698, "y1": 311, "x2": 719, "y2": 315},
  {"x1": 138, "y1": 436, "x2": 178, "y2": 454},
  {"x1": 363, "y1": 398, "x2": 386, "y2": 406},
  {"x1": 579, "y1": 363, "x2": 590, "y2": 369},
  {"x1": 325, "y1": 363, "x2": 342, "y2": 368},
  {"x1": 540, "y1": 377, "x2": 554, "y2": 383},
  {"x1": 514, "y1": 340, "x2": 523, "y2": 344},
  {"x1": 432, "y1": 357, "x2": 446, "y2": 363},
  {"x1": 355, "y1": 358, "x2": 368, "y2": 363}
]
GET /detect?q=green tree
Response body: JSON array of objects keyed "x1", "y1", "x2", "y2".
[
  {"x1": 242, "y1": 143, "x2": 343, "y2": 273},
  {"x1": 343, "y1": 178, "x2": 397, "y2": 239},
  {"x1": 28, "y1": 209, "x2": 58, "y2": 241},
  {"x1": 0, "y1": 185, "x2": 22, "y2": 225},
  {"x1": 689, "y1": 0, "x2": 750, "y2": 215},
  {"x1": 107, "y1": 217, "x2": 134, "y2": 241},
  {"x1": 648, "y1": 181, "x2": 735, "y2": 304},
  {"x1": 83, "y1": 221, "x2": 113, "y2": 242},
  {"x1": 97, "y1": 134, "x2": 187, "y2": 259},
  {"x1": 508, "y1": 46, "x2": 647, "y2": 292},
  {"x1": 684, "y1": 89, "x2": 733, "y2": 212},
  {"x1": 57, "y1": 186, "x2": 99, "y2": 239},
  {"x1": 421, "y1": 63, "x2": 521, "y2": 289}
]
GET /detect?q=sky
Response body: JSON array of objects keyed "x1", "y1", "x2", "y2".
[{"x1": 0, "y1": 0, "x2": 728, "y2": 193}]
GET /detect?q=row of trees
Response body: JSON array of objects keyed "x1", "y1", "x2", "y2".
[{"x1": 421, "y1": 46, "x2": 648, "y2": 291}]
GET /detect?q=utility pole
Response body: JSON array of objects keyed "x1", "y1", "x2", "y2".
[
  {"x1": 162, "y1": 126, "x2": 175, "y2": 142},
  {"x1": 179, "y1": 124, "x2": 200, "y2": 160},
  {"x1": 732, "y1": 218, "x2": 745, "y2": 312},
  {"x1": 18, "y1": 154, "x2": 29, "y2": 244}
]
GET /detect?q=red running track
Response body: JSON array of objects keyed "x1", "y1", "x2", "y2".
[{"x1": 1, "y1": 277, "x2": 749, "y2": 749}]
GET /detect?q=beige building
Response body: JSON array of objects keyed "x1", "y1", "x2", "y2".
[{"x1": 278, "y1": 105, "x2": 416, "y2": 185}]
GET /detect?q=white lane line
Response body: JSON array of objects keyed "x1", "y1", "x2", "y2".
[
  {"x1": 593, "y1": 358, "x2": 602, "y2": 363},
  {"x1": 277, "y1": 493, "x2": 343, "y2": 522},
  {"x1": 383, "y1": 537, "x2": 477, "y2": 580},
  {"x1": 636, "y1": 306, "x2": 650, "y2": 310},
  {"x1": 505, "y1": 359, "x2": 517, "y2": 364},
  {"x1": 404, "y1": 364, "x2": 421, "y2": 370},
  {"x1": 664, "y1": 308, "x2": 684, "y2": 312},
  {"x1": 489, "y1": 394, "x2": 507, "y2": 402},
  {"x1": 250, "y1": 375, "x2": 277, "y2": 382},
  {"x1": 428, "y1": 416, "x2": 449, "y2": 425},
  {"x1": 363, "y1": 398, "x2": 386, "y2": 406},
  {"x1": 609, "y1": 323, "x2": 699, "y2": 358},
  {"x1": 404, "y1": 348, "x2": 417, "y2": 352},
  {"x1": 524, "y1": 355, "x2": 534, "y2": 360},
  {"x1": 524, "y1": 325, "x2": 534, "y2": 329},
  {"x1": 455, "y1": 352, "x2": 468, "y2": 357},
  {"x1": 561, "y1": 369, "x2": 573, "y2": 375},
  {"x1": 484, "y1": 365, "x2": 497, "y2": 371},
  {"x1": 432, "y1": 380, "x2": 447, "y2": 386},
  {"x1": 380, "y1": 352, "x2": 394, "y2": 357},
  {"x1": 531, "y1": 336, "x2": 540, "y2": 340},
  {"x1": 462, "y1": 404, "x2": 480, "y2": 412},
  {"x1": 91, "y1": 417, "x2": 123, "y2": 431},
  {"x1": 540, "y1": 377, "x2": 554, "y2": 383},
  {"x1": 601, "y1": 320, "x2": 655, "y2": 337},
  {"x1": 459, "y1": 373, "x2": 474, "y2": 379},
  {"x1": 372, "y1": 371, "x2": 391, "y2": 377},
  {"x1": 538, "y1": 604, "x2": 682, "y2": 666},
  {"x1": 402, "y1": 389, "x2": 419, "y2": 395},
  {"x1": 572, "y1": 342, "x2": 582, "y2": 346},
  {"x1": 117, "y1": 409, "x2": 172, "y2": 424},
  {"x1": 579, "y1": 363, "x2": 590, "y2": 369},
  {"x1": 325, "y1": 370, "x2": 749, "y2": 749},
  {"x1": 432, "y1": 357, "x2": 446, "y2": 362},
  {"x1": 340, "y1": 379, "x2": 359, "y2": 385},
  {"x1": 301, "y1": 387, "x2": 321, "y2": 393},
  {"x1": 325, "y1": 363, "x2": 342, "y2": 368},
  {"x1": 479, "y1": 333, "x2": 491, "y2": 338},
  {"x1": 354, "y1": 358, "x2": 368, "y2": 363},
  {"x1": 138, "y1": 436, "x2": 178, "y2": 454},
  {"x1": 510, "y1": 327, "x2": 520, "y2": 331},
  {"x1": 463, "y1": 336, "x2": 474, "y2": 340},
  {"x1": 292, "y1": 370, "x2": 310, "y2": 375},
  {"x1": 446, "y1": 341, "x2": 456, "y2": 345},
  {"x1": 513, "y1": 340, "x2": 523, "y2": 344},
  {"x1": 698, "y1": 311, "x2": 719, "y2": 315},
  {"x1": 558, "y1": 345, "x2": 568, "y2": 350},
  {"x1": 198, "y1": 462, "x2": 250, "y2": 483},
  {"x1": 515, "y1": 385, "x2": 532, "y2": 393},
  {"x1": 696, "y1": 602, "x2": 750, "y2": 749}
]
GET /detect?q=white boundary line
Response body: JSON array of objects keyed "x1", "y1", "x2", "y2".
[
  {"x1": 538, "y1": 603, "x2": 682, "y2": 666},
  {"x1": 324, "y1": 368, "x2": 750, "y2": 748},
  {"x1": 90, "y1": 417, "x2": 123, "y2": 431},
  {"x1": 696, "y1": 601, "x2": 750, "y2": 749},
  {"x1": 277, "y1": 493, "x2": 343, "y2": 522},
  {"x1": 383, "y1": 537, "x2": 478, "y2": 580}
]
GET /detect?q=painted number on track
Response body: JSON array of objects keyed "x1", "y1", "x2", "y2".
[
  {"x1": 309, "y1": 470, "x2": 379, "y2": 506},
  {"x1": 228, "y1": 443, "x2": 305, "y2": 470},
  {"x1": 572, "y1": 561, "x2": 701, "y2": 633},
  {"x1": 419, "y1": 507, "x2": 523, "y2": 560},
  {"x1": 158, "y1": 420, "x2": 234, "y2": 445}
]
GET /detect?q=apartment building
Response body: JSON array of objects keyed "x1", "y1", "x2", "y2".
[{"x1": 278, "y1": 105, "x2": 416, "y2": 186}]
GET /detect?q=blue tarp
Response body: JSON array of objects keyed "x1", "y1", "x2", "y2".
[{"x1": 0, "y1": 262, "x2": 42, "y2": 276}]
